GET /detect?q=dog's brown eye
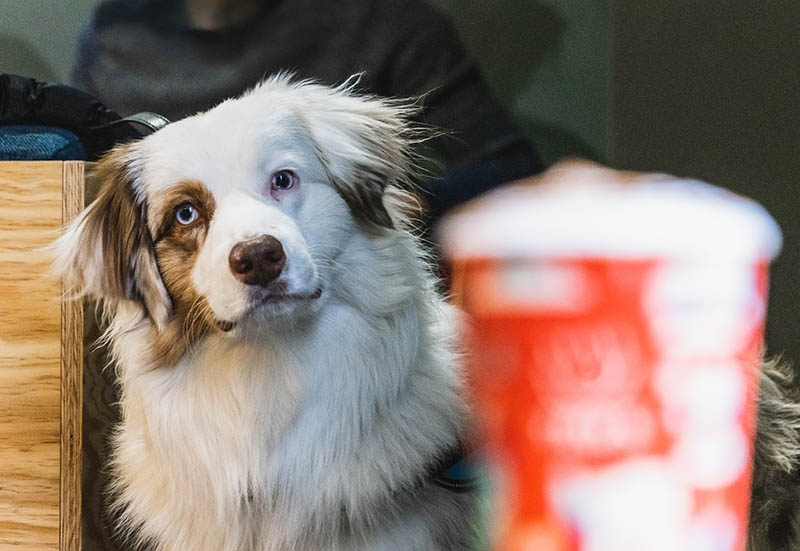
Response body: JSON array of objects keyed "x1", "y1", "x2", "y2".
[
  {"x1": 175, "y1": 203, "x2": 198, "y2": 225},
  {"x1": 271, "y1": 170, "x2": 296, "y2": 191}
]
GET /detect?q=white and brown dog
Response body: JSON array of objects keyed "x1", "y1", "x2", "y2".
[{"x1": 54, "y1": 76, "x2": 475, "y2": 551}]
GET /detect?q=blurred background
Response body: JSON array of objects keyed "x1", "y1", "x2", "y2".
[{"x1": 1, "y1": 0, "x2": 797, "y2": 366}]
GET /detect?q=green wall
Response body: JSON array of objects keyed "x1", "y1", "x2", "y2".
[{"x1": 0, "y1": 0, "x2": 100, "y2": 82}]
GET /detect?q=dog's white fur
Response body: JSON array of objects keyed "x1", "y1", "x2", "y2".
[{"x1": 53, "y1": 76, "x2": 475, "y2": 551}]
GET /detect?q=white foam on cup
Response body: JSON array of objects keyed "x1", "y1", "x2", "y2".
[{"x1": 438, "y1": 165, "x2": 782, "y2": 261}]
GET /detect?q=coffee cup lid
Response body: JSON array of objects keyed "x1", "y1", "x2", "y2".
[{"x1": 438, "y1": 163, "x2": 782, "y2": 261}]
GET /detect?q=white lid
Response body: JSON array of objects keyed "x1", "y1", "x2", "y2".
[{"x1": 438, "y1": 163, "x2": 782, "y2": 261}]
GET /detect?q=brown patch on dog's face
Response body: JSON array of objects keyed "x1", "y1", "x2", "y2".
[
  {"x1": 148, "y1": 180, "x2": 218, "y2": 366},
  {"x1": 72, "y1": 146, "x2": 172, "y2": 327},
  {"x1": 329, "y1": 163, "x2": 395, "y2": 230}
]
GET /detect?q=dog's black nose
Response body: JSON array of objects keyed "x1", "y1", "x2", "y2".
[{"x1": 229, "y1": 236, "x2": 286, "y2": 287}]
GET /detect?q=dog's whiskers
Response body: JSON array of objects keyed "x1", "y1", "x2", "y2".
[{"x1": 308, "y1": 251, "x2": 347, "y2": 277}]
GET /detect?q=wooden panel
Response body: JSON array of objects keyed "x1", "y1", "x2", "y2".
[
  {"x1": 0, "y1": 162, "x2": 65, "y2": 550},
  {"x1": 61, "y1": 162, "x2": 84, "y2": 551}
]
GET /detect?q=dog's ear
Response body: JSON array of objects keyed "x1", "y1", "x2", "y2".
[
  {"x1": 301, "y1": 83, "x2": 418, "y2": 229},
  {"x1": 53, "y1": 145, "x2": 171, "y2": 328}
]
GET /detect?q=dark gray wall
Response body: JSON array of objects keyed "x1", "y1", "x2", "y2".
[{"x1": 611, "y1": 1, "x2": 800, "y2": 365}]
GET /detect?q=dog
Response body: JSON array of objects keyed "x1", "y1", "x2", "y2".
[
  {"x1": 749, "y1": 359, "x2": 800, "y2": 550},
  {"x1": 53, "y1": 76, "x2": 476, "y2": 551}
]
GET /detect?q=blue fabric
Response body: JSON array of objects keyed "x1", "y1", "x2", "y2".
[
  {"x1": 434, "y1": 454, "x2": 483, "y2": 493},
  {"x1": 442, "y1": 456, "x2": 480, "y2": 482},
  {"x1": 0, "y1": 125, "x2": 86, "y2": 160}
]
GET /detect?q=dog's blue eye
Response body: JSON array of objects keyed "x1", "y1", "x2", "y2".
[
  {"x1": 271, "y1": 170, "x2": 296, "y2": 191},
  {"x1": 175, "y1": 203, "x2": 198, "y2": 225}
]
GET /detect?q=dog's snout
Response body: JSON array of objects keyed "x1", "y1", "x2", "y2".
[{"x1": 229, "y1": 236, "x2": 286, "y2": 287}]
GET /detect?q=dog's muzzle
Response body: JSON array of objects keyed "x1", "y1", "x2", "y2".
[
  {"x1": 215, "y1": 234, "x2": 322, "y2": 332},
  {"x1": 228, "y1": 235, "x2": 285, "y2": 287}
]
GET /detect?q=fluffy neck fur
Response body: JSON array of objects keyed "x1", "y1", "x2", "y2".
[{"x1": 103, "y1": 221, "x2": 466, "y2": 551}]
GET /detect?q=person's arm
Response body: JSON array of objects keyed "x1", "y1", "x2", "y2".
[{"x1": 424, "y1": 139, "x2": 541, "y2": 220}]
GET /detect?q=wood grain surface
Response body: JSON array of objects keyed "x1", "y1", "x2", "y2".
[
  {"x1": 61, "y1": 162, "x2": 84, "y2": 551},
  {"x1": 0, "y1": 161, "x2": 83, "y2": 550}
]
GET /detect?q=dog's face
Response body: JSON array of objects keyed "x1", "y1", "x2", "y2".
[
  {"x1": 55, "y1": 77, "x2": 416, "y2": 355},
  {"x1": 139, "y1": 103, "x2": 348, "y2": 331}
]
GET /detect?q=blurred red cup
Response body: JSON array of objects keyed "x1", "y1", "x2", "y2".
[{"x1": 439, "y1": 162, "x2": 782, "y2": 551}]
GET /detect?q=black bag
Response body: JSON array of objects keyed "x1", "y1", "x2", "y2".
[{"x1": 0, "y1": 73, "x2": 168, "y2": 160}]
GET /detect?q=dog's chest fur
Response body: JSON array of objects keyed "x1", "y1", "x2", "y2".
[{"x1": 109, "y1": 283, "x2": 467, "y2": 551}]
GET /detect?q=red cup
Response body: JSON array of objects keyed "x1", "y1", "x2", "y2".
[{"x1": 439, "y1": 163, "x2": 782, "y2": 551}]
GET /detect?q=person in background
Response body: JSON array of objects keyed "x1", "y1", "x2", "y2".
[{"x1": 70, "y1": 0, "x2": 543, "y2": 219}]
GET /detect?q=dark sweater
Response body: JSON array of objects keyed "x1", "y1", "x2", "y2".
[{"x1": 71, "y1": 0, "x2": 543, "y2": 216}]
